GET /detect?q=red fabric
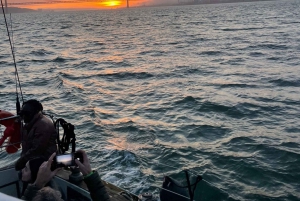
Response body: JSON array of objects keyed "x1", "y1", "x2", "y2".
[
  {"x1": 0, "y1": 110, "x2": 21, "y2": 153},
  {"x1": 0, "y1": 110, "x2": 15, "y2": 127}
]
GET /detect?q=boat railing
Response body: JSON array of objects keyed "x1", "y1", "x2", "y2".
[{"x1": 0, "y1": 115, "x2": 20, "y2": 122}]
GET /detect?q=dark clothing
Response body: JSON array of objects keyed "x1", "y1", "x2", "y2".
[
  {"x1": 22, "y1": 171, "x2": 110, "y2": 201},
  {"x1": 21, "y1": 184, "x2": 40, "y2": 200},
  {"x1": 15, "y1": 113, "x2": 57, "y2": 170},
  {"x1": 21, "y1": 183, "x2": 63, "y2": 201},
  {"x1": 84, "y1": 171, "x2": 110, "y2": 201}
]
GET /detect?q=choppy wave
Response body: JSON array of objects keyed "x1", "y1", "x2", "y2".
[{"x1": 269, "y1": 79, "x2": 300, "y2": 87}]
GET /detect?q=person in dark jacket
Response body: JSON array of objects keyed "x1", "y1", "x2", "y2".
[
  {"x1": 21, "y1": 158, "x2": 45, "y2": 183},
  {"x1": 21, "y1": 153, "x2": 62, "y2": 201},
  {"x1": 75, "y1": 149, "x2": 110, "y2": 201},
  {"x1": 21, "y1": 157, "x2": 45, "y2": 195},
  {"x1": 15, "y1": 99, "x2": 57, "y2": 171}
]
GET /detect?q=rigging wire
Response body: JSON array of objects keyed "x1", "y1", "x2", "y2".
[
  {"x1": 9, "y1": 13, "x2": 20, "y2": 111},
  {"x1": 152, "y1": 185, "x2": 194, "y2": 201},
  {"x1": 0, "y1": 0, "x2": 24, "y2": 107},
  {"x1": 9, "y1": 13, "x2": 14, "y2": 52}
]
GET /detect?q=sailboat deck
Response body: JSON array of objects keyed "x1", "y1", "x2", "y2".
[
  {"x1": 0, "y1": 165, "x2": 138, "y2": 201},
  {"x1": 56, "y1": 168, "x2": 138, "y2": 201}
]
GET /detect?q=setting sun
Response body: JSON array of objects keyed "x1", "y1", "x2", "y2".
[{"x1": 101, "y1": 1, "x2": 122, "y2": 7}]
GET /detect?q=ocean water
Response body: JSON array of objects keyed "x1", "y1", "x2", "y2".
[{"x1": 1, "y1": 1, "x2": 300, "y2": 200}]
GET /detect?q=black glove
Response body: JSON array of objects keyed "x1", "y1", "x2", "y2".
[{"x1": 15, "y1": 157, "x2": 27, "y2": 171}]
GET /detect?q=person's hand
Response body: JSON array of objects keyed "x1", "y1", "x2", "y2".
[
  {"x1": 74, "y1": 149, "x2": 92, "y2": 176},
  {"x1": 33, "y1": 152, "x2": 61, "y2": 189}
]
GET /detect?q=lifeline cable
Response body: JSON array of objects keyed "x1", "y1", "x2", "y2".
[
  {"x1": 0, "y1": 0, "x2": 24, "y2": 108},
  {"x1": 153, "y1": 185, "x2": 194, "y2": 201}
]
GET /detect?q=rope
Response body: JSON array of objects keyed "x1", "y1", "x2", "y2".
[
  {"x1": 153, "y1": 185, "x2": 194, "y2": 201},
  {"x1": 0, "y1": 141, "x2": 22, "y2": 148},
  {"x1": 55, "y1": 118, "x2": 76, "y2": 154},
  {"x1": 202, "y1": 179, "x2": 229, "y2": 195}
]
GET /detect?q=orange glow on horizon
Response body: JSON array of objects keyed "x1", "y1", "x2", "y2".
[{"x1": 17, "y1": 0, "x2": 146, "y2": 10}]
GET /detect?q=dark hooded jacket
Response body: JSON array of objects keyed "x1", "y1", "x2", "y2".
[
  {"x1": 84, "y1": 171, "x2": 110, "y2": 201},
  {"x1": 16, "y1": 113, "x2": 57, "y2": 170},
  {"x1": 21, "y1": 181, "x2": 63, "y2": 201}
]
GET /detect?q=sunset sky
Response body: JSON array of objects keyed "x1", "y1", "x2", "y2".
[{"x1": 7, "y1": 0, "x2": 177, "y2": 10}]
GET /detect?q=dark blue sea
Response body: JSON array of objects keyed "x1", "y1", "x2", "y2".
[{"x1": 1, "y1": 1, "x2": 300, "y2": 200}]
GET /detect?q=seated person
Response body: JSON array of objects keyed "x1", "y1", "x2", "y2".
[
  {"x1": 15, "y1": 99, "x2": 57, "y2": 171},
  {"x1": 32, "y1": 187, "x2": 63, "y2": 201},
  {"x1": 20, "y1": 155, "x2": 63, "y2": 201},
  {"x1": 26, "y1": 151, "x2": 110, "y2": 201},
  {"x1": 0, "y1": 158, "x2": 50, "y2": 201},
  {"x1": 21, "y1": 157, "x2": 45, "y2": 184}
]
